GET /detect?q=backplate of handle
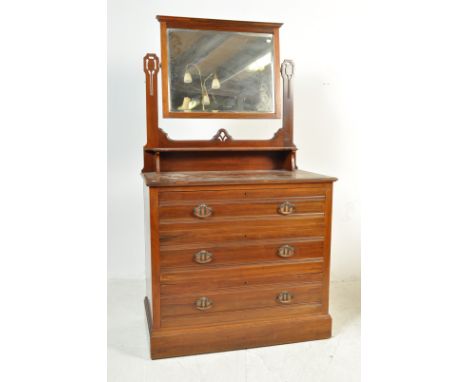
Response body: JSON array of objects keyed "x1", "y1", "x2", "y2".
[
  {"x1": 195, "y1": 296, "x2": 213, "y2": 311},
  {"x1": 193, "y1": 203, "x2": 213, "y2": 218},
  {"x1": 277, "y1": 244, "x2": 295, "y2": 258},
  {"x1": 276, "y1": 291, "x2": 294, "y2": 304},
  {"x1": 278, "y1": 201, "x2": 295, "y2": 215},
  {"x1": 193, "y1": 250, "x2": 213, "y2": 264}
]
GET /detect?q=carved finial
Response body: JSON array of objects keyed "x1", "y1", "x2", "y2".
[
  {"x1": 144, "y1": 54, "x2": 160, "y2": 97},
  {"x1": 281, "y1": 59, "x2": 294, "y2": 79},
  {"x1": 281, "y1": 60, "x2": 295, "y2": 98},
  {"x1": 212, "y1": 128, "x2": 232, "y2": 142}
]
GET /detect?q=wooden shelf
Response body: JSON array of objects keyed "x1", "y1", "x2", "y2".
[{"x1": 145, "y1": 147, "x2": 297, "y2": 153}]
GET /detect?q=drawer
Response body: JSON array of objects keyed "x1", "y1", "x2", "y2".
[
  {"x1": 159, "y1": 215, "x2": 325, "y2": 245},
  {"x1": 159, "y1": 186, "x2": 327, "y2": 203},
  {"x1": 161, "y1": 302, "x2": 324, "y2": 328},
  {"x1": 160, "y1": 282, "x2": 322, "y2": 328},
  {"x1": 160, "y1": 198, "x2": 325, "y2": 220},
  {"x1": 160, "y1": 260, "x2": 323, "y2": 292},
  {"x1": 159, "y1": 187, "x2": 326, "y2": 221},
  {"x1": 160, "y1": 238, "x2": 324, "y2": 268}
]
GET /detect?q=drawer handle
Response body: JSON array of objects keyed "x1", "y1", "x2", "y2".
[
  {"x1": 276, "y1": 291, "x2": 294, "y2": 304},
  {"x1": 277, "y1": 244, "x2": 295, "y2": 258},
  {"x1": 193, "y1": 250, "x2": 213, "y2": 264},
  {"x1": 278, "y1": 201, "x2": 295, "y2": 215},
  {"x1": 195, "y1": 296, "x2": 213, "y2": 311},
  {"x1": 193, "y1": 203, "x2": 213, "y2": 218}
]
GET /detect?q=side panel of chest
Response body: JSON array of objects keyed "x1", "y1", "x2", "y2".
[{"x1": 145, "y1": 182, "x2": 334, "y2": 359}]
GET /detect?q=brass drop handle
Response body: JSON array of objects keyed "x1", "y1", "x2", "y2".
[
  {"x1": 277, "y1": 244, "x2": 295, "y2": 258},
  {"x1": 193, "y1": 250, "x2": 213, "y2": 264},
  {"x1": 276, "y1": 291, "x2": 294, "y2": 304},
  {"x1": 278, "y1": 201, "x2": 295, "y2": 215},
  {"x1": 193, "y1": 203, "x2": 213, "y2": 218},
  {"x1": 195, "y1": 296, "x2": 213, "y2": 311}
]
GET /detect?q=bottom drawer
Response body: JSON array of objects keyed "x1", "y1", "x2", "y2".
[{"x1": 160, "y1": 281, "x2": 323, "y2": 328}]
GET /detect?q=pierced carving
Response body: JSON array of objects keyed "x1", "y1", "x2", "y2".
[
  {"x1": 212, "y1": 128, "x2": 232, "y2": 142},
  {"x1": 281, "y1": 60, "x2": 295, "y2": 98},
  {"x1": 144, "y1": 54, "x2": 160, "y2": 97}
]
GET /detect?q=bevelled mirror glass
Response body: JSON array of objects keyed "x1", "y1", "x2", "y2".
[{"x1": 159, "y1": 17, "x2": 281, "y2": 119}]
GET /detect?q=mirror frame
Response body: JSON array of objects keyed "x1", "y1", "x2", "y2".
[{"x1": 158, "y1": 15, "x2": 282, "y2": 119}]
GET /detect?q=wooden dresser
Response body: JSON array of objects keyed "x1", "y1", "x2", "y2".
[{"x1": 141, "y1": 16, "x2": 337, "y2": 359}]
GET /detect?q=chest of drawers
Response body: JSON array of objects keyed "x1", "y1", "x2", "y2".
[
  {"x1": 141, "y1": 17, "x2": 337, "y2": 358},
  {"x1": 143, "y1": 170, "x2": 336, "y2": 359}
]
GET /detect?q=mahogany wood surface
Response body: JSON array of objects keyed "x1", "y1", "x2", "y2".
[
  {"x1": 159, "y1": 238, "x2": 324, "y2": 268},
  {"x1": 141, "y1": 16, "x2": 337, "y2": 359},
  {"x1": 158, "y1": 151, "x2": 291, "y2": 172},
  {"x1": 149, "y1": 314, "x2": 332, "y2": 359},
  {"x1": 141, "y1": 40, "x2": 297, "y2": 172},
  {"x1": 143, "y1": 170, "x2": 337, "y2": 187},
  {"x1": 161, "y1": 302, "x2": 324, "y2": 329},
  {"x1": 144, "y1": 178, "x2": 335, "y2": 359},
  {"x1": 160, "y1": 199, "x2": 325, "y2": 219},
  {"x1": 159, "y1": 182, "x2": 327, "y2": 200},
  {"x1": 160, "y1": 260, "x2": 324, "y2": 287},
  {"x1": 159, "y1": 215, "x2": 325, "y2": 245},
  {"x1": 161, "y1": 282, "x2": 322, "y2": 320}
]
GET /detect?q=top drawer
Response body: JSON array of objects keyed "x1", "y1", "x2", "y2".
[{"x1": 159, "y1": 186, "x2": 327, "y2": 220}]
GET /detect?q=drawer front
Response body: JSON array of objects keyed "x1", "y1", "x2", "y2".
[
  {"x1": 159, "y1": 186, "x2": 327, "y2": 203},
  {"x1": 160, "y1": 238, "x2": 324, "y2": 268},
  {"x1": 159, "y1": 187, "x2": 326, "y2": 221},
  {"x1": 160, "y1": 260, "x2": 323, "y2": 292},
  {"x1": 160, "y1": 198, "x2": 325, "y2": 220},
  {"x1": 161, "y1": 303, "x2": 324, "y2": 328},
  {"x1": 160, "y1": 215, "x2": 325, "y2": 245},
  {"x1": 160, "y1": 282, "x2": 322, "y2": 328},
  {"x1": 156, "y1": 185, "x2": 330, "y2": 330}
]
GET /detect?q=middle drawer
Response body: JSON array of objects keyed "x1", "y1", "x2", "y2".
[
  {"x1": 159, "y1": 215, "x2": 325, "y2": 245},
  {"x1": 160, "y1": 260, "x2": 324, "y2": 292}
]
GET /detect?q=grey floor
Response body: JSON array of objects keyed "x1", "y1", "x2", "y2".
[{"x1": 108, "y1": 279, "x2": 360, "y2": 382}]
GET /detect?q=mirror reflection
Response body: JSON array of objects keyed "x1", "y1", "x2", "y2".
[{"x1": 167, "y1": 28, "x2": 275, "y2": 114}]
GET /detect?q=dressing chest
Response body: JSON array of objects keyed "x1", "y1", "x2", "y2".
[{"x1": 142, "y1": 16, "x2": 337, "y2": 359}]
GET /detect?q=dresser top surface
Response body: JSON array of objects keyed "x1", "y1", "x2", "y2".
[{"x1": 143, "y1": 170, "x2": 337, "y2": 187}]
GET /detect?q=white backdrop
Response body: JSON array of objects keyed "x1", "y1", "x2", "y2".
[{"x1": 108, "y1": 0, "x2": 361, "y2": 281}]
